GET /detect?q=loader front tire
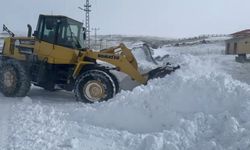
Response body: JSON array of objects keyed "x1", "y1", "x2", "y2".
[
  {"x1": 106, "y1": 72, "x2": 120, "y2": 94},
  {"x1": 74, "y1": 69, "x2": 116, "y2": 103},
  {"x1": 0, "y1": 59, "x2": 31, "y2": 97}
]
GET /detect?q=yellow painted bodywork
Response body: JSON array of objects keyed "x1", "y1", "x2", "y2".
[
  {"x1": 2, "y1": 37, "x2": 147, "y2": 84},
  {"x1": 3, "y1": 37, "x2": 29, "y2": 61}
]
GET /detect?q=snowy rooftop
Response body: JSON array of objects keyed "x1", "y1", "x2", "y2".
[{"x1": 231, "y1": 29, "x2": 250, "y2": 37}]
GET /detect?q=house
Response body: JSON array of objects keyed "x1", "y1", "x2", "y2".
[{"x1": 225, "y1": 29, "x2": 250, "y2": 56}]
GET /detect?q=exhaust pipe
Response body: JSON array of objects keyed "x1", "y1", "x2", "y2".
[{"x1": 27, "y1": 24, "x2": 32, "y2": 37}]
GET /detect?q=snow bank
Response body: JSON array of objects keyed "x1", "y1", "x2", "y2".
[
  {"x1": 4, "y1": 42, "x2": 250, "y2": 150},
  {"x1": 10, "y1": 102, "x2": 70, "y2": 150},
  {"x1": 207, "y1": 36, "x2": 231, "y2": 42},
  {"x1": 67, "y1": 55, "x2": 250, "y2": 149},
  {"x1": 155, "y1": 43, "x2": 225, "y2": 57}
]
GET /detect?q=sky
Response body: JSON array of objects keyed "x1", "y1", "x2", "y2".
[{"x1": 1, "y1": 0, "x2": 250, "y2": 38}]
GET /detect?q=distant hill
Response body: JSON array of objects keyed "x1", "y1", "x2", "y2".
[{"x1": 94, "y1": 34, "x2": 230, "y2": 49}]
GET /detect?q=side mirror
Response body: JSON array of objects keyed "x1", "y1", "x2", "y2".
[{"x1": 33, "y1": 31, "x2": 38, "y2": 37}]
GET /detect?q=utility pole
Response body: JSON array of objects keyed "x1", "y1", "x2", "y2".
[
  {"x1": 92, "y1": 28, "x2": 100, "y2": 45},
  {"x1": 99, "y1": 39, "x2": 103, "y2": 49},
  {"x1": 84, "y1": 0, "x2": 91, "y2": 48}
]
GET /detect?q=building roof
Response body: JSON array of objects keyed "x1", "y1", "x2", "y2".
[
  {"x1": 231, "y1": 29, "x2": 250, "y2": 37},
  {"x1": 225, "y1": 35, "x2": 250, "y2": 42},
  {"x1": 39, "y1": 14, "x2": 82, "y2": 25}
]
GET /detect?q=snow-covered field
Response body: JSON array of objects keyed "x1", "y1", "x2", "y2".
[{"x1": 2, "y1": 37, "x2": 250, "y2": 150}]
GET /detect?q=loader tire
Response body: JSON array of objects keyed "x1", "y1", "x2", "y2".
[
  {"x1": 0, "y1": 59, "x2": 31, "y2": 97},
  {"x1": 74, "y1": 69, "x2": 116, "y2": 103},
  {"x1": 106, "y1": 72, "x2": 120, "y2": 94}
]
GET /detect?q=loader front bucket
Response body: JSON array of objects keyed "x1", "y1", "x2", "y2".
[{"x1": 146, "y1": 64, "x2": 180, "y2": 81}]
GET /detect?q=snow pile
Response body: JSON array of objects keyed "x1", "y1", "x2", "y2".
[
  {"x1": 9, "y1": 100, "x2": 78, "y2": 150},
  {"x1": 206, "y1": 36, "x2": 231, "y2": 42},
  {"x1": 67, "y1": 55, "x2": 250, "y2": 149},
  {"x1": 3, "y1": 41, "x2": 250, "y2": 149},
  {"x1": 155, "y1": 43, "x2": 225, "y2": 57}
]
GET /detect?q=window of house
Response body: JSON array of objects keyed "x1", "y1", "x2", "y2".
[
  {"x1": 226, "y1": 43, "x2": 230, "y2": 54},
  {"x1": 234, "y1": 43, "x2": 237, "y2": 54}
]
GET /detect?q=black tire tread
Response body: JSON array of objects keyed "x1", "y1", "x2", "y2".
[
  {"x1": 106, "y1": 71, "x2": 120, "y2": 94},
  {"x1": 74, "y1": 68, "x2": 116, "y2": 103},
  {"x1": 0, "y1": 59, "x2": 31, "y2": 97}
]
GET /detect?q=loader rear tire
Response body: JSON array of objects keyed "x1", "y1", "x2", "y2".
[
  {"x1": 0, "y1": 59, "x2": 31, "y2": 97},
  {"x1": 74, "y1": 69, "x2": 116, "y2": 103}
]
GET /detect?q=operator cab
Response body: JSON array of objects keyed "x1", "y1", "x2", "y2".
[{"x1": 33, "y1": 15, "x2": 86, "y2": 49}]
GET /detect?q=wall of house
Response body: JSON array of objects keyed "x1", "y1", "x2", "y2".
[
  {"x1": 226, "y1": 37, "x2": 250, "y2": 55},
  {"x1": 226, "y1": 39, "x2": 237, "y2": 54},
  {"x1": 238, "y1": 37, "x2": 250, "y2": 54}
]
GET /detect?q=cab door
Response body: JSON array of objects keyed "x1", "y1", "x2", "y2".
[
  {"x1": 50, "y1": 21, "x2": 80, "y2": 64},
  {"x1": 34, "y1": 16, "x2": 57, "y2": 62}
]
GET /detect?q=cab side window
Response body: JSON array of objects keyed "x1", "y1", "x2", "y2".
[
  {"x1": 57, "y1": 22, "x2": 80, "y2": 48},
  {"x1": 42, "y1": 18, "x2": 57, "y2": 44},
  {"x1": 57, "y1": 23, "x2": 75, "y2": 48}
]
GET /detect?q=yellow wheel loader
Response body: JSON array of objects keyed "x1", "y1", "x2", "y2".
[{"x1": 0, "y1": 15, "x2": 179, "y2": 103}]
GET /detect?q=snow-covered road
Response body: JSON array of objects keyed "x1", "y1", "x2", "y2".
[
  {"x1": 2, "y1": 39, "x2": 250, "y2": 150},
  {"x1": 0, "y1": 99, "x2": 11, "y2": 150}
]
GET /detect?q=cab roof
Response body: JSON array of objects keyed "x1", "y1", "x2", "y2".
[{"x1": 39, "y1": 14, "x2": 82, "y2": 24}]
